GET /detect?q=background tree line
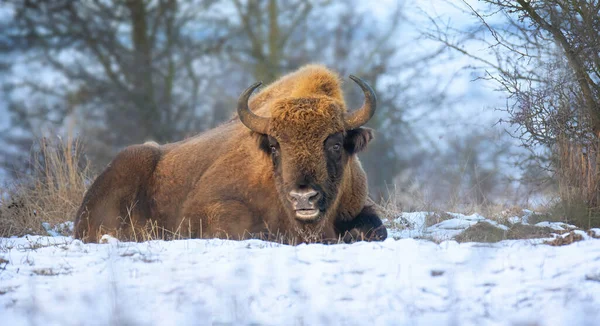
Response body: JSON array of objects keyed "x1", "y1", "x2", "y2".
[
  {"x1": 0, "y1": 0, "x2": 448, "y2": 198},
  {"x1": 3, "y1": 0, "x2": 589, "y2": 215}
]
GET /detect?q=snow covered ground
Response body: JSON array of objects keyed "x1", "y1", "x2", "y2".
[
  {"x1": 387, "y1": 210, "x2": 583, "y2": 241},
  {"x1": 2, "y1": 215, "x2": 600, "y2": 325}
]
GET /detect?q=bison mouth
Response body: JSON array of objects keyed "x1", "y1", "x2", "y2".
[{"x1": 294, "y1": 209, "x2": 321, "y2": 222}]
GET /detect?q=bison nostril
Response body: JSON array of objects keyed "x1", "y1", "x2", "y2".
[
  {"x1": 308, "y1": 191, "x2": 320, "y2": 203},
  {"x1": 288, "y1": 189, "x2": 319, "y2": 208}
]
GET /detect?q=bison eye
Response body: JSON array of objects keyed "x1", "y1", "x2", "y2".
[
  {"x1": 270, "y1": 145, "x2": 278, "y2": 155},
  {"x1": 332, "y1": 143, "x2": 341, "y2": 152}
]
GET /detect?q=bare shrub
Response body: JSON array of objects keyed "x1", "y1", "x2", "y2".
[
  {"x1": 426, "y1": 1, "x2": 600, "y2": 228},
  {"x1": 0, "y1": 135, "x2": 91, "y2": 237}
]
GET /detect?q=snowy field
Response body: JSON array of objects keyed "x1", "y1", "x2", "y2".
[{"x1": 2, "y1": 213, "x2": 600, "y2": 326}]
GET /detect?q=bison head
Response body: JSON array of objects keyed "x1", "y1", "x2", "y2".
[{"x1": 237, "y1": 75, "x2": 376, "y2": 229}]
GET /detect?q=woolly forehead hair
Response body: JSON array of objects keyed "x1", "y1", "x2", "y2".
[
  {"x1": 287, "y1": 66, "x2": 345, "y2": 105},
  {"x1": 269, "y1": 97, "x2": 346, "y2": 141},
  {"x1": 263, "y1": 65, "x2": 348, "y2": 140},
  {"x1": 248, "y1": 64, "x2": 347, "y2": 116}
]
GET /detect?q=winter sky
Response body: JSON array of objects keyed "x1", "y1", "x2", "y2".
[{"x1": 0, "y1": 0, "x2": 509, "y2": 182}]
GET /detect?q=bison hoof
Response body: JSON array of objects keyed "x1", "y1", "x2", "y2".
[{"x1": 342, "y1": 225, "x2": 387, "y2": 243}]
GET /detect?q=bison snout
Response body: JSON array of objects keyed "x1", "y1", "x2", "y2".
[
  {"x1": 288, "y1": 189, "x2": 319, "y2": 208},
  {"x1": 288, "y1": 188, "x2": 321, "y2": 221}
]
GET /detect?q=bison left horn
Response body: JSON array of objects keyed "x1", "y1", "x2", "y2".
[
  {"x1": 237, "y1": 81, "x2": 270, "y2": 134},
  {"x1": 344, "y1": 75, "x2": 377, "y2": 130}
]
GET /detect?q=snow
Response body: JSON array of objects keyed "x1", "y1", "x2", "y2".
[
  {"x1": 508, "y1": 209, "x2": 534, "y2": 224},
  {"x1": 391, "y1": 212, "x2": 509, "y2": 241},
  {"x1": 534, "y1": 221, "x2": 577, "y2": 231},
  {"x1": 41, "y1": 221, "x2": 74, "y2": 237},
  {"x1": 589, "y1": 228, "x2": 600, "y2": 238},
  {"x1": 2, "y1": 219, "x2": 600, "y2": 325}
]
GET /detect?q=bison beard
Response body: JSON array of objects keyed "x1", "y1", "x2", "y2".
[{"x1": 73, "y1": 64, "x2": 387, "y2": 244}]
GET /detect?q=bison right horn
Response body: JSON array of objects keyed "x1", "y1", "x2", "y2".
[
  {"x1": 237, "y1": 82, "x2": 270, "y2": 134},
  {"x1": 344, "y1": 75, "x2": 377, "y2": 130}
]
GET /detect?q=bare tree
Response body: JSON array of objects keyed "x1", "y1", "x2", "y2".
[
  {"x1": 1, "y1": 0, "x2": 224, "y2": 169},
  {"x1": 425, "y1": 0, "x2": 600, "y2": 223}
]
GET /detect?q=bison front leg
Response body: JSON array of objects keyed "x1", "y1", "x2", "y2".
[
  {"x1": 334, "y1": 205, "x2": 387, "y2": 243},
  {"x1": 180, "y1": 199, "x2": 262, "y2": 240}
]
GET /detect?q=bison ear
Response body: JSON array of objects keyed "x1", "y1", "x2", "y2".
[{"x1": 344, "y1": 127, "x2": 374, "y2": 155}]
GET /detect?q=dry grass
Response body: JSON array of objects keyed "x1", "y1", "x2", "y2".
[
  {"x1": 0, "y1": 135, "x2": 92, "y2": 237},
  {"x1": 93, "y1": 219, "x2": 357, "y2": 245},
  {"x1": 454, "y1": 222, "x2": 555, "y2": 243},
  {"x1": 544, "y1": 231, "x2": 585, "y2": 246},
  {"x1": 379, "y1": 180, "x2": 539, "y2": 222},
  {"x1": 377, "y1": 186, "x2": 585, "y2": 243},
  {"x1": 378, "y1": 186, "x2": 524, "y2": 223},
  {"x1": 423, "y1": 212, "x2": 454, "y2": 228}
]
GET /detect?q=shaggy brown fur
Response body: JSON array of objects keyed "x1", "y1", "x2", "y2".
[{"x1": 74, "y1": 64, "x2": 387, "y2": 243}]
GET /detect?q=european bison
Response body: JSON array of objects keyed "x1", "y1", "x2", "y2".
[{"x1": 74, "y1": 65, "x2": 387, "y2": 243}]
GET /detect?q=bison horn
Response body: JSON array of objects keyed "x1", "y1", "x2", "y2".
[
  {"x1": 344, "y1": 75, "x2": 377, "y2": 130},
  {"x1": 237, "y1": 82, "x2": 270, "y2": 134}
]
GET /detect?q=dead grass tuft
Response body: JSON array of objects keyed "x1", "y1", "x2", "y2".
[
  {"x1": 454, "y1": 222, "x2": 507, "y2": 243},
  {"x1": 507, "y1": 224, "x2": 555, "y2": 240},
  {"x1": 368, "y1": 197, "x2": 401, "y2": 222},
  {"x1": 88, "y1": 215, "x2": 339, "y2": 245},
  {"x1": 424, "y1": 212, "x2": 454, "y2": 228},
  {"x1": 587, "y1": 229, "x2": 600, "y2": 239},
  {"x1": 0, "y1": 135, "x2": 92, "y2": 237},
  {"x1": 544, "y1": 231, "x2": 584, "y2": 246},
  {"x1": 454, "y1": 222, "x2": 555, "y2": 243},
  {"x1": 31, "y1": 264, "x2": 72, "y2": 276},
  {"x1": 545, "y1": 198, "x2": 600, "y2": 229}
]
